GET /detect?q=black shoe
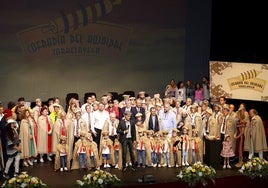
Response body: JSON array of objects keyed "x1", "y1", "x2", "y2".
[
  {"x1": 122, "y1": 167, "x2": 127, "y2": 172},
  {"x1": 3, "y1": 173, "x2": 10, "y2": 179},
  {"x1": 131, "y1": 167, "x2": 137, "y2": 171}
]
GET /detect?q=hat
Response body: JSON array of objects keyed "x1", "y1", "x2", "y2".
[
  {"x1": 135, "y1": 112, "x2": 142, "y2": 117},
  {"x1": 223, "y1": 104, "x2": 230, "y2": 110},
  {"x1": 182, "y1": 126, "x2": 189, "y2": 131},
  {"x1": 138, "y1": 91, "x2": 146, "y2": 95},
  {"x1": 206, "y1": 108, "x2": 213, "y2": 115},
  {"x1": 214, "y1": 103, "x2": 222, "y2": 109},
  {"x1": 154, "y1": 131, "x2": 162, "y2": 137},
  {"x1": 74, "y1": 109, "x2": 82, "y2": 114},
  {"x1": 146, "y1": 130, "x2": 154, "y2": 135},
  {"x1": 155, "y1": 102, "x2": 162, "y2": 107},
  {"x1": 6, "y1": 119, "x2": 16, "y2": 125},
  {"x1": 162, "y1": 130, "x2": 169, "y2": 135},
  {"x1": 172, "y1": 128, "x2": 179, "y2": 133},
  {"x1": 192, "y1": 129, "x2": 199, "y2": 134},
  {"x1": 123, "y1": 94, "x2": 130, "y2": 99},
  {"x1": 60, "y1": 135, "x2": 67, "y2": 141},
  {"x1": 53, "y1": 103, "x2": 61, "y2": 108},
  {"x1": 102, "y1": 130, "x2": 109, "y2": 136},
  {"x1": 190, "y1": 103, "x2": 198, "y2": 108},
  {"x1": 80, "y1": 131, "x2": 86, "y2": 137}
]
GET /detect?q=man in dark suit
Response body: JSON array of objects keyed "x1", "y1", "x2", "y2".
[
  {"x1": 117, "y1": 111, "x2": 136, "y2": 172},
  {"x1": 147, "y1": 107, "x2": 160, "y2": 132},
  {"x1": 119, "y1": 100, "x2": 135, "y2": 121},
  {"x1": 131, "y1": 98, "x2": 146, "y2": 123}
]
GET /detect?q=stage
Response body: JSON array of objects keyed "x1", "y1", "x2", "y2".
[{"x1": 2, "y1": 159, "x2": 267, "y2": 188}]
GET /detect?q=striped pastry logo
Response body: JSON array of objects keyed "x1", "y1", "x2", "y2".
[
  {"x1": 228, "y1": 69, "x2": 266, "y2": 92},
  {"x1": 16, "y1": 0, "x2": 131, "y2": 59}
]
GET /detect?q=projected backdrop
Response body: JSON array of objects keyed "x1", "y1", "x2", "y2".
[{"x1": 0, "y1": 0, "x2": 185, "y2": 105}]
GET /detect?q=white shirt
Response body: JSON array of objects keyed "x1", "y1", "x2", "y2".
[{"x1": 91, "y1": 110, "x2": 109, "y2": 132}]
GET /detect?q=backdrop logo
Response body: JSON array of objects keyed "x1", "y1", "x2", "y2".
[
  {"x1": 210, "y1": 61, "x2": 268, "y2": 101},
  {"x1": 227, "y1": 69, "x2": 266, "y2": 92},
  {"x1": 16, "y1": 0, "x2": 131, "y2": 59}
]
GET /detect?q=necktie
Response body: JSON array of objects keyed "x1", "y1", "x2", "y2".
[
  {"x1": 88, "y1": 113, "x2": 91, "y2": 132},
  {"x1": 111, "y1": 122, "x2": 115, "y2": 136},
  {"x1": 76, "y1": 119, "x2": 79, "y2": 137},
  {"x1": 222, "y1": 117, "x2": 226, "y2": 133},
  {"x1": 205, "y1": 119, "x2": 209, "y2": 133}
]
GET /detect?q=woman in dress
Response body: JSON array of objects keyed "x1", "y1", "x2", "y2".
[
  {"x1": 19, "y1": 109, "x2": 38, "y2": 167},
  {"x1": 234, "y1": 108, "x2": 248, "y2": 167}
]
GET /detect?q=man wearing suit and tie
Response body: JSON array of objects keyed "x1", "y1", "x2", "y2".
[
  {"x1": 117, "y1": 111, "x2": 137, "y2": 172},
  {"x1": 131, "y1": 99, "x2": 146, "y2": 123}
]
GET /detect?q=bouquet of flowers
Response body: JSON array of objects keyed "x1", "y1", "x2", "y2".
[
  {"x1": 177, "y1": 162, "x2": 216, "y2": 187},
  {"x1": 239, "y1": 157, "x2": 268, "y2": 179},
  {"x1": 76, "y1": 169, "x2": 121, "y2": 188},
  {"x1": 1, "y1": 172, "x2": 47, "y2": 188}
]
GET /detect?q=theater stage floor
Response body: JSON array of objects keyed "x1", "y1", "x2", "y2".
[{"x1": 0, "y1": 158, "x2": 250, "y2": 188}]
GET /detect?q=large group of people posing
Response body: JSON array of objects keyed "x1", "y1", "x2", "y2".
[{"x1": 0, "y1": 77, "x2": 267, "y2": 179}]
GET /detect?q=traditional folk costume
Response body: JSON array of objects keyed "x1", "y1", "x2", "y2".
[
  {"x1": 244, "y1": 114, "x2": 267, "y2": 159},
  {"x1": 113, "y1": 138, "x2": 122, "y2": 169},
  {"x1": 136, "y1": 129, "x2": 147, "y2": 167},
  {"x1": 161, "y1": 130, "x2": 171, "y2": 167},
  {"x1": 154, "y1": 132, "x2": 163, "y2": 167},
  {"x1": 54, "y1": 135, "x2": 70, "y2": 171},
  {"x1": 169, "y1": 128, "x2": 181, "y2": 167},
  {"x1": 86, "y1": 133, "x2": 101, "y2": 169},
  {"x1": 52, "y1": 116, "x2": 69, "y2": 154},
  {"x1": 37, "y1": 108, "x2": 53, "y2": 162},
  {"x1": 99, "y1": 131, "x2": 115, "y2": 168},
  {"x1": 71, "y1": 132, "x2": 88, "y2": 170},
  {"x1": 145, "y1": 130, "x2": 156, "y2": 167},
  {"x1": 181, "y1": 127, "x2": 190, "y2": 166},
  {"x1": 19, "y1": 118, "x2": 38, "y2": 165}
]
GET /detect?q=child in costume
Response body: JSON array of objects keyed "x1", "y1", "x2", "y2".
[
  {"x1": 113, "y1": 137, "x2": 121, "y2": 169},
  {"x1": 154, "y1": 131, "x2": 163, "y2": 167},
  {"x1": 55, "y1": 135, "x2": 69, "y2": 172},
  {"x1": 86, "y1": 133, "x2": 100, "y2": 170},
  {"x1": 71, "y1": 131, "x2": 88, "y2": 170},
  {"x1": 145, "y1": 130, "x2": 156, "y2": 167},
  {"x1": 181, "y1": 126, "x2": 190, "y2": 166},
  {"x1": 221, "y1": 135, "x2": 235, "y2": 169},
  {"x1": 170, "y1": 128, "x2": 181, "y2": 167},
  {"x1": 136, "y1": 129, "x2": 146, "y2": 168},
  {"x1": 99, "y1": 130, "x2": 114, "y2": 168},
  {"x1": 162, "y1": 130, "x2": 170, "y2": 167}
]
